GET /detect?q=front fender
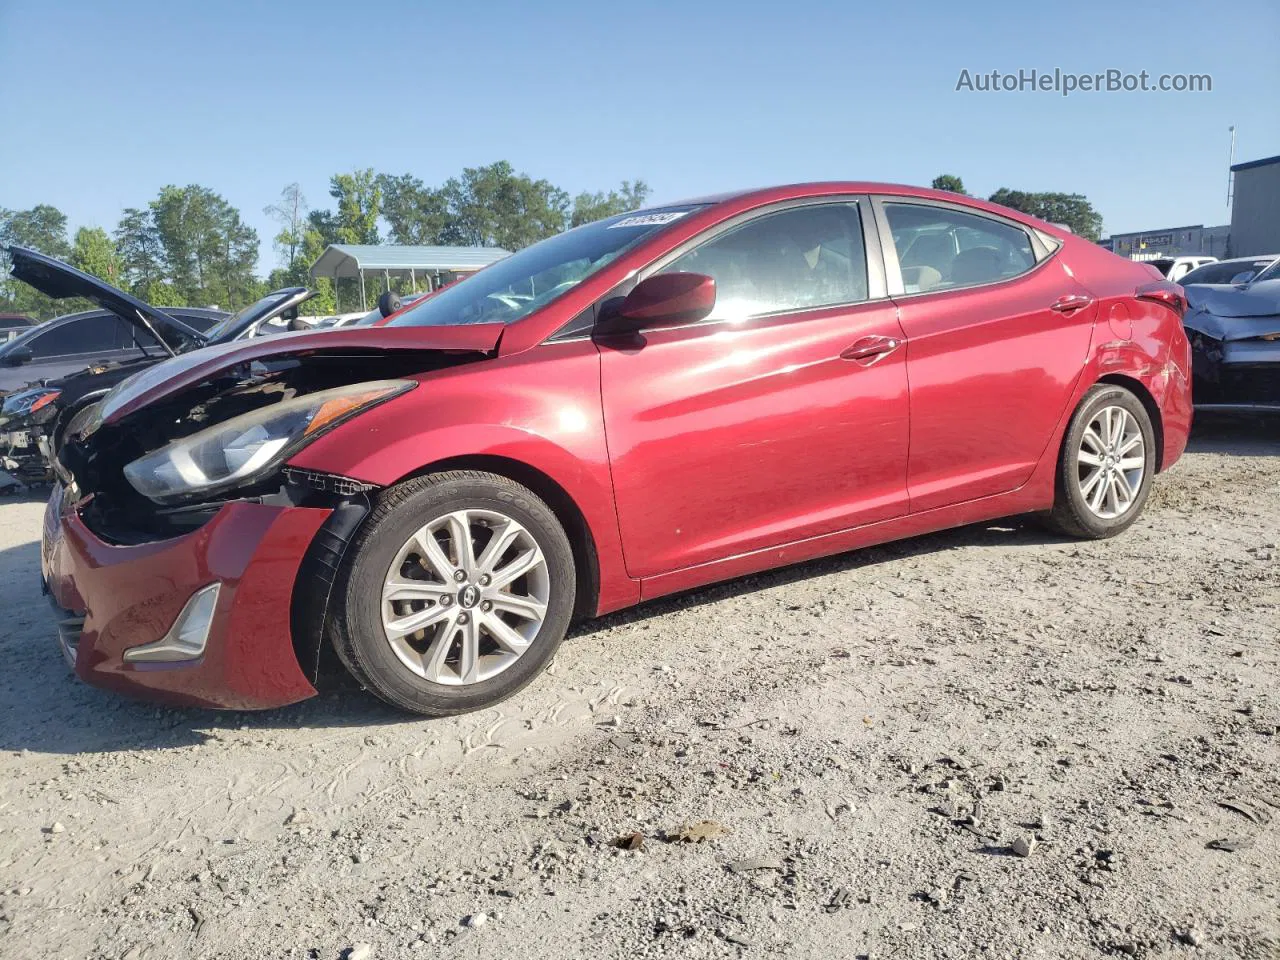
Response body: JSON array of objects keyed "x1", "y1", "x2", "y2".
[{"x1": 285, "y1": 343, "x2": 639, "y2": 615}]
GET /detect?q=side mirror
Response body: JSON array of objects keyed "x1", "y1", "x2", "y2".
[
  {"x1": 3, "y1": 347, "x2": 33, "y2": 367},
  {"x1": 598, "y1": 273, "x2": 716, "y2": 335},
  {"x1": 1229, "y1": 272, "x2": 1255, "y2": 285},
  {"x1": 378, "y1": 291, "x2": 402, "y2": 318}
]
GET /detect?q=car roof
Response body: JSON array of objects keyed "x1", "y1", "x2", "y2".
[{"x1": 657, "y1": 181, "x2": 1074, "y2": 238}]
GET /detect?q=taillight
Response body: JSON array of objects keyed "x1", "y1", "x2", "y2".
[{"x1": 1136, "y1": 280, "x2": 1186, "y2": 317}]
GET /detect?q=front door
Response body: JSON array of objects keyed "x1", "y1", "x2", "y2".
[{"x1": 598, "y1": 200, "x2": 911, "y2": 579}]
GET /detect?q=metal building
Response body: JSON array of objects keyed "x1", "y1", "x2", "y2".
[
  {"x1": 1228, "y1": 154, "x2": 1280, "y2": 257},
  {"x1": 310, "y1": 244, "x2": 511, "y2": 309},
  {"x1": 1102, "y1": 224, "x2": 1230, "y2": 260}
]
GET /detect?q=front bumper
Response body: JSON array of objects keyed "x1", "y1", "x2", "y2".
[
  {"x1": 1189, "y1": 329, "x2": 1280, "y2": 410},
  {"x1": 42, "y1": 485, "x2": 331, "y2": 710}
]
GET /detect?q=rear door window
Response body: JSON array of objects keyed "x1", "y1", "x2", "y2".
[
  {"x1": 885, "y1": 203, "x2": 1037, "y2": 292},
  {"x1": 25, "y1": 316, "x2": 118, "y2": 359},
  {"x1": 113, "y1": 316, "x2": 160, "y2": 350}
]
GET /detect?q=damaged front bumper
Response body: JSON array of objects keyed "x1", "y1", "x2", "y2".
[
  {"x1": 42, "y1": 482, "x2": 331, "y2": 710},
  {"x1": 1188, "y1": 330, "x2": 1280, "y2": 410}
]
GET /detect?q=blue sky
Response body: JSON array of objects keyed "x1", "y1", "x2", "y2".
[{"x1": 2, "y1": 0, "x2": 1278, "y2": 274}]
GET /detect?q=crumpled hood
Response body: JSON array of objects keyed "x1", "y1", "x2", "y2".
[
  {"x1": 1184, "y1": 279, "x2": 1280, "y2": 341},
  {"x1": 1185, "y1": 279, "x2": 1280, "y2": 318},
  {"x1": 97, "y1": 323, "x2": 505, "y2": 426}
]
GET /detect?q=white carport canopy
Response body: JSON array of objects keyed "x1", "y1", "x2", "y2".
[{"x1": 309, "y1": 244, "x2": 511, "y2": 309}]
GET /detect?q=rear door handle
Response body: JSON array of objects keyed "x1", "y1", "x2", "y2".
[
  {"x1": 840, "y1": 335, "x2": 902, "y2": 365},
  {"x1": 1050, "y1": 293, "x2": 1095, "y2": 313}
]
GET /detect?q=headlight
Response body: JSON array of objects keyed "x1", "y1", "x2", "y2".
[
  {"x1": 123, "y1": 380, "x2": 413, "y2": 502},
  {"x1": 0, "y1": 387, "x2": 59, "y2": 425}
]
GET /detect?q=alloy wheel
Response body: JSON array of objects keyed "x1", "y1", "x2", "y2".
[
  {"x1": 381, "y1": 509, "x2": 550, "y2": 685},
  {"x1": 1076, "y1": 405, "x2": 1146, "y2": 520}
]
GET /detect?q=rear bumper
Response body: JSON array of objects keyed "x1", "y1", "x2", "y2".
[{"x1": 43, "y1": 487, "x2": 330, "y2": 710}]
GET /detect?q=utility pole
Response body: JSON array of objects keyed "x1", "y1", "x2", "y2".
[{"x1": 1226, "y1": 125, "x2": 1237, "y2": 220}]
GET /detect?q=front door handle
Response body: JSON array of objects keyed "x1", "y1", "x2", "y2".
[
  {"x1": 841, "y1": 335, "x2": 902, "y2": 365},
  {"x1": 1050, "y1": 293, "x2": 1095, "y2": 313}
]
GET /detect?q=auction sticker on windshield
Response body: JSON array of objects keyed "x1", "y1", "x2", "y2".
[{"x1": 608, "y1": 211, "x2": 690, "y2": 229}]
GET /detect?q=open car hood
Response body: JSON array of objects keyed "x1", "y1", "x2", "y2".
[
  {"x1": 97, "y1": 322, "x2": 506, "y2": 426},
  {"x1": 203, "y1": 287, "x2": 317, "y2": 344},
  {"x1": 6, "y1": 246, "x2": 204, "y2": 350}
]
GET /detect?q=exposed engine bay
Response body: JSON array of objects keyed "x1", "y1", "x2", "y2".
[{"x1": 58, "y1": 347, "x2": 486, "y2": 543}]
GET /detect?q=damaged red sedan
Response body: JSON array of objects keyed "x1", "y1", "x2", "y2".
[{"x1": 42, "y1": 183, "x2": 1193, "y2": 716}]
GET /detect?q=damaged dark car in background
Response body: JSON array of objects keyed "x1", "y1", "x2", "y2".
[
  {"x1": 1, "y1": 246, "x2": 317, "y2": 486},
  {"x1": 1183, "y1": 256, "x2": 1280, "y2": 411}
]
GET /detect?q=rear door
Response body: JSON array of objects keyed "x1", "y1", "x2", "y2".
[
  {"x1": 875, "y1": 197, "x2": 1096, "y2": 512},
  {"x1": 598, "y1": 198, "x2": 911, "y2": 579}
]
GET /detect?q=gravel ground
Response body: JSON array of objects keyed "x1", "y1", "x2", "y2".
[{"x1": 0, "y1": 417, "x2": 1277, "y2": 960}]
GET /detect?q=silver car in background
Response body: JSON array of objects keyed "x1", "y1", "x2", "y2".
[{"x1": 1183, "y1": 257, "x2": 1280, "y2": 411}]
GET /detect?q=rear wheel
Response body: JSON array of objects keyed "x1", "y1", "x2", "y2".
[
  {"x1": 329, "y1": 471, "x2": 576, "y2": 716},
  {"x1": 1044, "y1": 384, "x2": 1156, "y2": 539}
]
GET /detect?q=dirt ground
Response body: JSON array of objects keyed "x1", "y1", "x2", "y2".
[{"x1": 0, "y1": 417, "x2": 1276, "y2": 960}]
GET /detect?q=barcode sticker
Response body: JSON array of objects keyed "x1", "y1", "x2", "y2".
[{"x1": 608, "y1": 211, "x2": 690, "y2": 229}]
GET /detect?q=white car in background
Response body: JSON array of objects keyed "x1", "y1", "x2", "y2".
[{"x1": 1148, "y1": 255, "x2": 1217, "y2": 282}]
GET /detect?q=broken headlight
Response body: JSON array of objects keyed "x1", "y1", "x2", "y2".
[{"x1": 123, "y1": 380, "x2": 414, "y2": 502}]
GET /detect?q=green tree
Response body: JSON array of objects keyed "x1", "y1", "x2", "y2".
[
  {"x1": 0, "y1": 204, "x2": 72, "y2": 318},
  {"x1": 987, "y1": 188, "x2": 1103, "y2": 241},
  {"x1": 570, "y1": 179, "x2": 651, "y2": 227},
  {"x1": 377, "y1": 173, "x2": 450, "y2": 245},
  {"x1": 299, "y1": 171, "x2": 383, "y2": 309},
  {"x1": 0, "y1": 204, "x2": 71, "y2": 257},
  {"x1": 149, "y1": 184, "x2": 260, "y2": 308},
  {"x1": 329, "y1": 169, "x2": 381, "y2": 244},
  {"x1": 141, "y1": 279, "x2": 184, "y2": 307},
  {"x1": 931, "y1": 174, "x2": 968, "y2": 195},
  {"x1": 264, "y1": 183, "x2": 308, "y2": 278},
  {"x1": 114, "y1": 207, "x2": 166, "y2": 297},
  {"x1": 70, "y1": 226, "x2": 121, "y2": 284},
  {"x1": 439, "y1": 161, "x2": 570, "y2": 249},
  {"x1": 296, "y1": 228, "x2": 337, "y2": 315}
]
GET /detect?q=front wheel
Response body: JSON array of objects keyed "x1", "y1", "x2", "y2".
[
  {"x1": 1044, "y1": 384, "x2": 1157, "y2": 539},
  {"x1": 328, "y1": 471, "x2": 576, "y2": 716}
]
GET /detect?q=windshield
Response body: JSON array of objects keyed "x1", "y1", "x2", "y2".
[
  {"x1": 0, "y1": 320, "x2": 43, "y2": 355},
  {"x1": 388, "y1": 206, "x2": 705, "y2": 328},
  {"x1": 201, "y1": 291, "x2": 294, "y2": 342},
  {"x1": 1250, "y1": 258, "x2": 1280, "y2": 285},
  {"x1": 1181, "y1": 259, "x2": 1275, "y2": 285}
]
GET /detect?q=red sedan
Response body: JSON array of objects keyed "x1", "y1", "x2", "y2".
[{"x1": 42, "y1": 183, "x2": 1192, "y2": 716}]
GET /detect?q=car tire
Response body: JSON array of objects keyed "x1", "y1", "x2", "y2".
[
  {"x1": 1043, "y1": 384, "x2": 1157, "y2": 540},
  {"x1": 328, "y1": 470, "x2": 576, "y2": 716}
]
